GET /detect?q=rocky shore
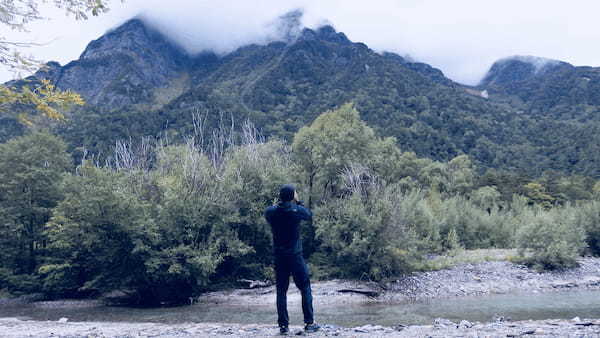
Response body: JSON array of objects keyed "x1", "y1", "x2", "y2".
[
  {"x1": 386, "y1": 257, "x2": 600, "y2": 301},
  {"x1": 1, "y1": 317, "x2": 600, "y2": 337},
  {"x1": 199, "y1": 257, "x2": 600, "y2": 307},
  {"x1": 2, "y1": 257, "x2": 600, "y2": 337}
]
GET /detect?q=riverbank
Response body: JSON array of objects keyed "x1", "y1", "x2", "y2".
[
  {"x1": 386, "y1": 256, "x2": 600, "y2": 301},
  {"x1": 3, "y1": 257, "x2": 600, "y2": 336},
  {"x1": 1, "y1": 317, "x2": 600, "y2": 337},
  {"x1": 199, "y1": 256, "x2": 600, "y2": 307}
]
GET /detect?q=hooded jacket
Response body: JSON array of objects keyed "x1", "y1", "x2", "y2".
[{"x1": 265, "y1": 201, "x2": 312, "y2": 255}]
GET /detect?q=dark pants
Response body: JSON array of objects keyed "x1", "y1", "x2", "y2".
[{"x1": 274, "y1": 253, "x2": 314, "y2": 327}]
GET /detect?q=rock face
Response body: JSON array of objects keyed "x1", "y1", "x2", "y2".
[
  {"x1": 37, "y1": 18, "x2": 191, "y2": 109},
  {"x1": 19, "y1": 16, "x2": 451, "y2": 116}
]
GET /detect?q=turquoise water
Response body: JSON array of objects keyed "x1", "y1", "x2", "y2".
[{"x1": 2, "y1": 290, "x2": 600, "y2": 326}]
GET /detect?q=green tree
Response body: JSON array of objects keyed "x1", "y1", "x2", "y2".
[
  {"x1": 523, "y1": 182, "x2": 556, "y2": 208},
  {"x1": 292, "y1": 103, "x2": 395, "y2": 207},
  {"x1": 43, "y1": 167, "x2": 157, "y2": 299},
  {"x1": 0, "y1": 132, "x2": 70, "y2": 277}
]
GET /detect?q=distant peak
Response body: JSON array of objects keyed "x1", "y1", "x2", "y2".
[
  {"x1": 298, "y1": 24, "x2": 350, "y2": 44},
  {"x1": 79, "y1": 16, "x2": 188, "y2": 61},
  {"x1": 480, "y1": 55, "x2": 572, "y2": 87},
  {"x1": 108, "y1": 17, "x2": 150, "y2": 35},
  {"x1": 496, "y1": 55, "x2": 564, "y2": 72}
]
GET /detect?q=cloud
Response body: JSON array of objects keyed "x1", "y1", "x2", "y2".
[{"x1": 2, "y1": 0, "x2": 600, "y2": 85}]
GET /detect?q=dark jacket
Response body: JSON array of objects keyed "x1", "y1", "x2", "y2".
[{"x1": 265, "y1": 201, "x2": 312, "y2": 255}]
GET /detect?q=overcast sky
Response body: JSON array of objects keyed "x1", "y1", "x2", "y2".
[{"x1": 2, "y1": 0, "x2": 599, "y2": 85}]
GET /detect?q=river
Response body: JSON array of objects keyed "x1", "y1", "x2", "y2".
[{"x1": 2, "y1": 289, "x2": 600, "y2": 327}]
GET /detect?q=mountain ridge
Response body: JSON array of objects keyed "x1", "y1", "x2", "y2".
[{"x1": 3, "y1": 16, "x2": 600, "y2": 178}]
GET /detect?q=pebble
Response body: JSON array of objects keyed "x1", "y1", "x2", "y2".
[{"x1": 459, "y1": 320, "x2": 473, "y2": 328}]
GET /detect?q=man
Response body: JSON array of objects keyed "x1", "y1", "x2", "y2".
[{"x1": 265, "y1": 184, "x2": 320, "y2": 335}]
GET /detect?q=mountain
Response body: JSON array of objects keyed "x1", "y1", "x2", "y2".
[
  {"x1": 479, "y1": 55, "x2": 600, "y2": 118},
  {"x1": 35, "y1": 19, "x2": 190, "y2": 109},
  {"x1": 3, "y1": 17, "x2": 600, "y2": 178}
]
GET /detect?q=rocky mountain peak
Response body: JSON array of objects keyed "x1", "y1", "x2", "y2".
[
  {"x1": 79, "y1": 18, "x2": 187, "y2": 62},
  {"x1": 480, "y1": 55, "x2": 570, "y2": 87},
  {"x1": 298, "y1": 25, "x2": 351, "y2": 44}
]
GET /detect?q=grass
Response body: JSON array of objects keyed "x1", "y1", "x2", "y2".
[
  {"x1": 0, "y1": 289, "x2": 13, "y2": 299},
  {"x1": 420, "y1": 248, "x2": 520, "y2": 271}
]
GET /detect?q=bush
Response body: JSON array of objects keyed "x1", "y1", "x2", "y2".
[
  {"x1": 434, "y1": 196, "x2": 515, "y2": 250},
  {"x1": 573, "y1": 201, "x2": 600, "y2": 255},
  {"x1": 516, "y1": 206, "x2": 586, "y2": 270},
  {"x1": 0, "y1": 268, "x2": 41, "y2": 295},
  {"x1": 315, "y1": 167, "x2": 423, "y2": 280}
]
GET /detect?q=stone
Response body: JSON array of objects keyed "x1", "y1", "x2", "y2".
[
  {"x1": 57, "y1": 318, "x2": 68, "y2": 323},
  {"x1": 393, "y1": 324, "x2": 407, "y2": 331},
  {"x1": 572, "y1": 316, "x2": 581, "y2": 322},
  {"x1": 459, "y1": 320, "x2": 473, "y2": 328},
  {"x1": 552, "y1": 280, "x2": 577, "y2": 288},
  {"x1": 583, "y1": 276, "x2": 600, "y2": 286},
  {"x1": 434, "y1": 318, "x2": 456, "y2": 328}
]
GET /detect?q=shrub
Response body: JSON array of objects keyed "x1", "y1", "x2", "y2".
[
  {"x1": 516, "y1": 206, "x2": 586, "y2": 270},
  {"x1": 573, "y1": 201, "x2": 600, "y2": 255},
  {"x1": 314, "y1": 167, "x2": 423, "y2": 280}
]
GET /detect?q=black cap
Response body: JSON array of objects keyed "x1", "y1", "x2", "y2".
[{"x1": 279, "y1": 184, "x2": 295, "y2": 202}]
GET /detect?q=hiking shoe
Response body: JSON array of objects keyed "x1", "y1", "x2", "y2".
[
  {"x1": 304, "y1": 323, "x2": 320, "y2": 333},
  {"x1": 279, "y1": 326, "x2": 289, "y2": 335}
]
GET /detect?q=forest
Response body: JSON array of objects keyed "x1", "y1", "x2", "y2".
[{"x1": 1, "y1": 103, "x2": 599, "y2": 305}]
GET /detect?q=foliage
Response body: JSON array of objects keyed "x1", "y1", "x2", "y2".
[
  {"x1": 42, "y1": 167, "x2": 158, "y2": 299},
  {"x1": 315, "y1": 169, "x2": 422, "y2": 280},
  {"x1": 1, "y1": 105, "x2": 599, "y2": 301},
  {"x1": 516, "y1": 206, "x2": 587, "y2": 270},
  {"x1": 572, "y1": 201, "x2": 600, "y2": 255},
  {"x1": 0, "y1": 132, "x2": 69, "y2": 284},
  {"x1": 0, "y1": 80, "x2": 84, "y2": 125},
  {"x1": 292, "y1": 103, "x2": 407, "y2": 207}
]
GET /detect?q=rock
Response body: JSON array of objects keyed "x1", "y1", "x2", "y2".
[
  {"x1": 534, "y1": 328, "x2": 544, "y2": 334},
  {"x1": 494, "y1": 316, "x2": 509, "y2": 323},
  {"x1": 58, "y1": 318, "x2": 68, "y2": 323},
  {"x1": 337, "y1": 288, "x2": 380, "y2": 298},
  {"x1": 353, "y1": 327, "x2": 369, "y2": 333},
  {"x1": 582, "y1": 276, "x2": 600, "y2": 286},
  {"x1": 434, "y1": 318, "x2": 456, "y2": 328},
  {"x1": 572, "y1": 316, "x2": 581, "y2": 322},
  {"x1": 237, "y1": 279, "x2": 272, "y2": 289},
  {"x1": 574, "y1": 322, "x2": 597, "y2": 326},
  {"x1": 552, "y1": 280, "x2": 577, "y2": 288},
  {"x1": 459, "y1": 320, "x2": 473, "y2": 328},
  {"x1": 393, "y1": 324, "x2": 407, "y2": 331}
]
